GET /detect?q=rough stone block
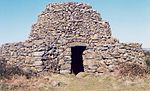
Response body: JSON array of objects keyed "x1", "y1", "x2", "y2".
[{"x1": 33, "y1": 51, "x2": 45, "y2": 57}]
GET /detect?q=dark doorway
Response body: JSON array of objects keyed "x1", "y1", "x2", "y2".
[{"x1": 71, "y1": 46, "x2": 86, "y2": 75}]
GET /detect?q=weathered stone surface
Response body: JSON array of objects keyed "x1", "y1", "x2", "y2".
[
  {"x1": 32, "y1": 51, "x2": 45, "y2": 57},
  {"x1": 0, "y1": 57, "x2": 7, "y2": 75},
  {"x1": 60, "y1": 70, "x2": 70, "y2": 74},
  {"x1": 33, "y1": 61, "x2": 43, "y2": 66},
  {"x1": 51, "y1": 80, "x2": 61, "y2": 87},
  {"x1": 0, "y1": 2, "x2": 146, "y2": 75},
  {"x1": 76, "y1": 72, "x2": 89, "y2": 78},
  {"x1": 0, "y1": 57, "x2": 7, "y2": 68},
  {"x1": 97, "y1": 67, "x2": 108, "y2": 73}
]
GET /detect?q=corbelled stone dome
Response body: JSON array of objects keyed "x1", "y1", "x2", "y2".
[{"x1": 0, "y1": 2, "x2": 145, "y2": 74}]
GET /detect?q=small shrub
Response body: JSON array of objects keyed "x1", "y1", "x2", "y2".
[
  {"x1": 0, "y1": 57, "x2": 36, "y2": 79},
  {"x1": 10, "y1": 85, "x2": 21, "y2": 90},
  {"x1": 0, "y1": 83, "x2": 9, "y2": 91},
  {"x1": 145, "y1": 57, "x2": 150, "y2": 67},
  {"x1": 144, "y1": 51, "x2": 150, "y2": 67},
  {"x1": 118, "y1": 63, "x2": 150, "y2": 78}
]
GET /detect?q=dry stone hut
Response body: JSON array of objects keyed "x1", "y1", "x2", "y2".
[{"x1": 0, "y1": 2, "x2": 145, "y2": 75}]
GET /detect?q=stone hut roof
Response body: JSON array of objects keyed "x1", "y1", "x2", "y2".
[{"x1": 0, "y1": 2, "x2": 145, "y2": 74}]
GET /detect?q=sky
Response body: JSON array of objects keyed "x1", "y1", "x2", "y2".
[{"x1": 0, "y1": 0, "x2": 150, "y2": 48}]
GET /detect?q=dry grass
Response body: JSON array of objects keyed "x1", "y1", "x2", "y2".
[{"x1": 1, "y1": 73, "x2": 150, "y2": 91}]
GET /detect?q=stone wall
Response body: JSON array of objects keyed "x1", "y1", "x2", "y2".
[{"x1": 0, "y1": 2, "x2": 145, "y2": 74}]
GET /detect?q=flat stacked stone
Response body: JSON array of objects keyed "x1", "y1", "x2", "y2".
[{"x1": 0, "y1": 2, "x2": 146, "y2": 74}]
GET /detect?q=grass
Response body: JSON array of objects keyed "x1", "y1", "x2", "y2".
[{"x1": 1, "y1": 73, "x2": 150, "y2": 91}]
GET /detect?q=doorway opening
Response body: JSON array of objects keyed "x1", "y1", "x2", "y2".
[{"x1": 71, "y1": 46, "x2": 86, "y2": 75}]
